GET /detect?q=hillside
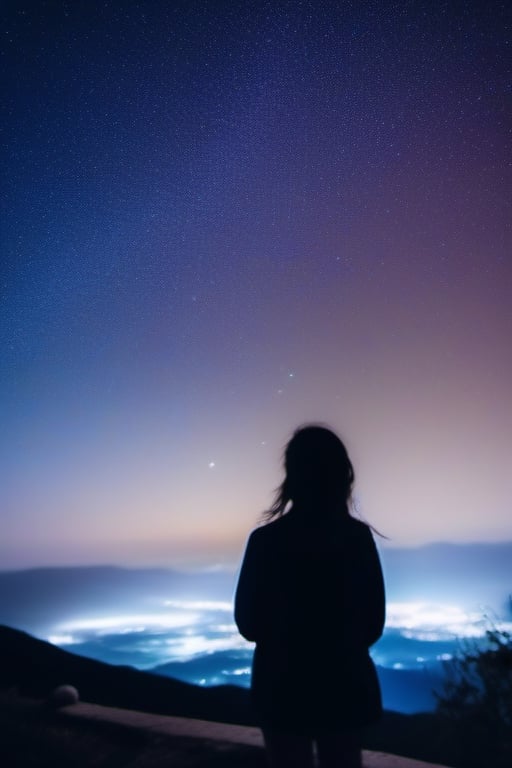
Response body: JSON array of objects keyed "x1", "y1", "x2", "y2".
[{"x1": 0, "y1": 625, "x2": 252, "y2": 725}]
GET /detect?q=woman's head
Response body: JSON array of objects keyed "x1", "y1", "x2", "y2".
[{"x1": 266, "y1": 424, "x2": 355, "y2": 519}]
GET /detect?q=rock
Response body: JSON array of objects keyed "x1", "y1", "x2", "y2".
[{"x1": 49, "y1": 684, "x2": 80, "y2": 707}]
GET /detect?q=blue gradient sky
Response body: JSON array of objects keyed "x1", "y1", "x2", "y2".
[{"x1": 2, "y1": 1, "x2": 511, "y2": 569}]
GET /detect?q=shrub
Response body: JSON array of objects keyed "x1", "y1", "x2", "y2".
[{"x1": 435, "y1": 624, "x2": 512, "y2": 768}]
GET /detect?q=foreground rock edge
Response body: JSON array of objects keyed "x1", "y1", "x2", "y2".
[{"x1": 64, "y1": 701, "x2": 454, "y2": 768}]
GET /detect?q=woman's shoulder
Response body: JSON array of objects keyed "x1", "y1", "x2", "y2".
[
  {"x1": 343, "y1": 516, "x2": 377, "y2": 545},
  {"x1": 250, "y1": 515, "x2": 289, "y2": 538},
  {"x1": 346, "y1": 515, "x2": 372, "y2": 534},
  {"x1": 246, "y1": 515, "x2": 294, "y2": 548}
]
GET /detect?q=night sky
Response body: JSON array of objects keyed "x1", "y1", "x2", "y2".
[{"x1": 2, "y1": 1, "x2": 511, "y2": 569}]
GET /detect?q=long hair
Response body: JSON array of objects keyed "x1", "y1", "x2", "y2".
[{"x1": 264, "y1": 424, "x2": 355, "y2": 521}]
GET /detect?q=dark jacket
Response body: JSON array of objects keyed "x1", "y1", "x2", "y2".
[{"x1": 234, "y1": 509, "x2": 385, "y2": 732}]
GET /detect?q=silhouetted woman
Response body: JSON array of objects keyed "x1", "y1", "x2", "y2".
[{"x1": 235, "y1": 425, "x2": 385, "y2": 768}]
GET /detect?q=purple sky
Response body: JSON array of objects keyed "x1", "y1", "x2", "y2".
[{"x1": 2, "y1": 1, "x2": 511, "y2": 569}]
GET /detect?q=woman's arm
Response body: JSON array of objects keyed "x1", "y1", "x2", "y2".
[
  {"x1": 364, "y1": 529, "x2": 386, "y2": 647},
  {"x1": 234, "y1": 530, "x2": 262, "y2": 642}
]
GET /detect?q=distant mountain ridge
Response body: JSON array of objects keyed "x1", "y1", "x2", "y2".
[
  {"x1": 0, "y1": 565, "x2": 236, "y2": 634},
  {"x1": 379, "y1": 541, "x2": 512, "y2": 609}
]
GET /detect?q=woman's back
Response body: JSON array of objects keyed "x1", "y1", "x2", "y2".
[{"x1": 235, "y1": 508, "x2": 385, "y2": 730}]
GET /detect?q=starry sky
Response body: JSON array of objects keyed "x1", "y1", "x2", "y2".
[{"x1": 2, "y1": 0, "x2": 511, "y2": 569}]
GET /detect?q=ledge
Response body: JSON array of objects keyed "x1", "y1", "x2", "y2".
[{"x1": 64, "y1": 702, "x2": 454, "y2": 768}]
